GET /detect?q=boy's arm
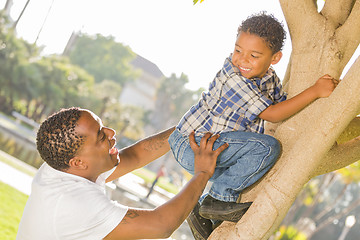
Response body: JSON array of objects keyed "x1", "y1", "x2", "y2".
[
  {"x1": 106, "y1": 127, "x2": 175, "y2": 182},
  {"x1": 259, "y1": 74, "x2": 339, "y2": 123},
  {"x1": 104, "y1": 133, "x2": 228, "y2": 240}
]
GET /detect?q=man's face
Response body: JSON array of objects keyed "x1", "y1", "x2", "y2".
[
  {"x1": 231, "y1": 31, "x2": 282, "y2": 79},
  {"x1": 74, "y1": 110, "x2": 120, "y2": 178}
]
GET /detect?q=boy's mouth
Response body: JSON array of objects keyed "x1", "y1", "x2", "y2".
[{"x1": 239, "y1": 66, "x2": 251, "y2": 72}]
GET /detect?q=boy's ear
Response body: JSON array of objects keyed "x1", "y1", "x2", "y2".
[
  {"x1": 271, "y1": 51, "x2": 282, "y2": 65},
  {"x1": 68, "y1": 157, "x2": 87, "y2": 170}
]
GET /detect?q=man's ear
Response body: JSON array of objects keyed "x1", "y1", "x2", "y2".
[
  {"x1": 271, "y1": 51, "x2": 283, "y2": 65},
  {"x1": 68, "y1": 157, "x2": 87, "y2": 170}
]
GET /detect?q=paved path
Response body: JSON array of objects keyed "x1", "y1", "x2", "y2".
[{"x1": 0, "y1": 151, "x2": 34, "y2": 195}]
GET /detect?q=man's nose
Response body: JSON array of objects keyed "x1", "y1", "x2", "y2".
[{"x1": 104, "y1": 127, "x2": 116, "y2": 138}]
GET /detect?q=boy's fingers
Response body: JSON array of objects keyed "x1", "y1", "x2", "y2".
[{"x1": 321, "y1": 74, "x2": 333, "y2": 79}]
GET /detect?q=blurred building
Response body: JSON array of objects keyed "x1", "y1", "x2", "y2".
[
  {"x1": 64, "y1": 32, "x2": 164, "y2": 113},
  {"x1": 120, "y1": 54, "x2": 164, "y2": 112}
]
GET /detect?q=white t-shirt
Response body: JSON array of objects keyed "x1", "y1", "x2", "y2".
[{"x1": 16, "y1": 163, "x2": 128, "y2": 240}]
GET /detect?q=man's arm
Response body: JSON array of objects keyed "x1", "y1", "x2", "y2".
[
  {"x1": 104, "y1": 132, "x2": 228, "y2": 240},
  {"x1": 107, "y1": 127, "x2": 175, "y2": 182},
  {"x1": 259, "y1": 74, "x2": 339, "y2": 122}
]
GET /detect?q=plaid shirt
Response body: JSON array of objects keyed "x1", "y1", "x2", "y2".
[{"x1": 177, "y1": 57, "x2": 287, "y2": 135}]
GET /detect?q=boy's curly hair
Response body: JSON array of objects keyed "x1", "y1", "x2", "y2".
[
  {"x1": 238, "y1": 12, "x2": 286, "y2": 53},
  {"x1": 36, "y1": 107, "x2": 85, "y2": 171}
]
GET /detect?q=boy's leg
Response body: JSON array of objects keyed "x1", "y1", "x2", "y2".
[
  {"x1": 169, "y1": 129, "x2": 214, "y2": 238},
  {"x1": 169, "y1": 129, "x2": 281, "y2": 200},
  {"x1": 169, "y1": 129, "x2": 281, "y2": 222},
  {"x1": 199, "y1": 131, "x2": 281, "y2": 221},
  {"x1": 207, "y1": 131, "x2": 281, "y2": 200}
]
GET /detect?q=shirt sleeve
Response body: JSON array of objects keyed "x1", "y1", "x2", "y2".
[
  {"x1": 220, "y1": 72, "x2": 273, "y2": 123},
  {"x1": 268, "y1": 72, "x2": 287, "y2": 103}
]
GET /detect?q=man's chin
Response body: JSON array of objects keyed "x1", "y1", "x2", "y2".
[
  {"x1": 111, "y1": 155, "x2": 120, "y2": 167},
  {"x1": 114, "y1": 158, "x2": 120, "y2": 167}
]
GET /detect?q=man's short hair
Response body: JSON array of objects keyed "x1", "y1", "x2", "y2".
[
  {"x1": 238, "y1": 12, "x2": 286, "y2": 53},
  {"x1": 36, "y1": 107, "x2": 85, "y2": 171}
]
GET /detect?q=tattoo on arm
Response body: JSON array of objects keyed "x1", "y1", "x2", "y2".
[
  {"x1": 143, "y1": 129, "x2": 172, "y2": 151},
  {"x1": 120, "y1": 211, "x2": 140, "y2": 224}
]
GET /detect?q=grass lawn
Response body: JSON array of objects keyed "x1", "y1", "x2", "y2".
[{"x1": 0, "y1": 181, "x2": 28, "y2": 240}]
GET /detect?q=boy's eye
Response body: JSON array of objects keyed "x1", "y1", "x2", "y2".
[{"x1": 251, "y1": 54, "x2": 259, "y2": 58}]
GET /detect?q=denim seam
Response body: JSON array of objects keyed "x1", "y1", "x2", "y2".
[
  {"x1": 169, "y1": 130, "x2": 194, "y2": 172},
  {"x1": 236, "y1": 139, "x2": 271, "y2": 191},
  {"x1": 209, "y1": 138, "x2": 272, "y2": 202}
]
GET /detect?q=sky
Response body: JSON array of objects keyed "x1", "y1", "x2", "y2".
[{"x1": 1, "y1": 0, "x2": 358, "y2": 90}]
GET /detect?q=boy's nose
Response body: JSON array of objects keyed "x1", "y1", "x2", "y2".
[{"x1": 239, "y1": 55, "x2": 249, "y2": 64}]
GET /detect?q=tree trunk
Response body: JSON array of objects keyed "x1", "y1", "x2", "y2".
[
  {"x1": 12, "y1": 0, "x2": 31, "y2": 29},
  {"x1": 210, "y1": 0, "x2": 360, "y2": 239}
]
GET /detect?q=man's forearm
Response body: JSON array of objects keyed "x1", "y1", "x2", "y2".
[
  {"x1": 135, "y1": 126, "x2": 175, "y2": 161},
  {"x1": 109, "y1": 127, "x2": 175, "y2": 180},
  {"x1": 153, "y1": 172, "x2": 210, "y2": 234},
  {"x1": 104, "y1": 172, "x2": 210, "y2": 240},
  {"x1": 126, "y1": 126, "x2": 174, "y2": 169}
]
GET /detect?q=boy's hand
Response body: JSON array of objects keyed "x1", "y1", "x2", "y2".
[
  {"x1": 312, "y1": 74, "x2": 340, "y2": 98},
  {"x1": 189, "y1": 132, "x2": 228, "y2": 180}
]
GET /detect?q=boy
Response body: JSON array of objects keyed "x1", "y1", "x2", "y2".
[
  {"x1": 17, "y1": 107, "x2": 228, "y2": 240},
  {"x1": 168, "y1": 12, "x2": 338, "y2": 239}
]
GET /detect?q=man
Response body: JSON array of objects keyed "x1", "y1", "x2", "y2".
[{"x1": 17, "y1": 107, "x2": 227, "y2": 240}]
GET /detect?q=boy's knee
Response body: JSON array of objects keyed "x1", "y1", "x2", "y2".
[{"x1": 264, "y1": 135, "x2": 282, "y2": 159}]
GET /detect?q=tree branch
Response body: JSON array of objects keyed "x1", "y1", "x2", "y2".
[
  {"x1": 308, "y1": 196, "x2": 360, "y2": 239},
  {"x1": 314, "y1": 184, "x2": 348, "y2": 222},
  {"x1": 335, "y1": 0, "x2": 360, "y2": 66},
  {"x1": 280, "y1": 0, "x2": 319, "y2": 43},
  {"x1": 321, "y1": 0, "x2": 355, "y2": 26},
  {"x1": 313, "y1": 136, "x2": 360, "y2": 177},
  {"x1": 337, "y1": 117, "x2": 360, "y2": 144}
]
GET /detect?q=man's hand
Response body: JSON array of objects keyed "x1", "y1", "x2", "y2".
[{"x1": 189, "y1": 132, "x2": 228, "y2": 180}]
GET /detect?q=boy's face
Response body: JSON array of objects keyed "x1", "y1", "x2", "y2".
[{"x1": 232, "y1": 31, "x2": 282, "y2": 79}]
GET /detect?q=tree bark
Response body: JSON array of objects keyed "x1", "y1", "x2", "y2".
[{"x1": 210, "y1": 0, "x2": 360, "y2": 239}]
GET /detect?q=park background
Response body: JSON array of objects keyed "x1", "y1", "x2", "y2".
[{"x1": 0, "y1": 0, "x2": 360, "y2": 239}]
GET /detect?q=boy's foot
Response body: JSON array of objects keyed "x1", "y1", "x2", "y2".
[
  {"x1": 187, "y1": 203, "x2": 213, "y2": 240},
  {"x1": 199, "y1": 195, "x2": 252, "y2": 222}
]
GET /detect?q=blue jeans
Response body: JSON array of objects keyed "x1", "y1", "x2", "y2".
[{"x1": 169, "y1": 129, "x2": 281, "y2": 202}]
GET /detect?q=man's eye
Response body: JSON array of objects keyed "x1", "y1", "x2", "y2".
[{"x1": 101, "y1": 133, "x2": 107, "y2": 141}]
